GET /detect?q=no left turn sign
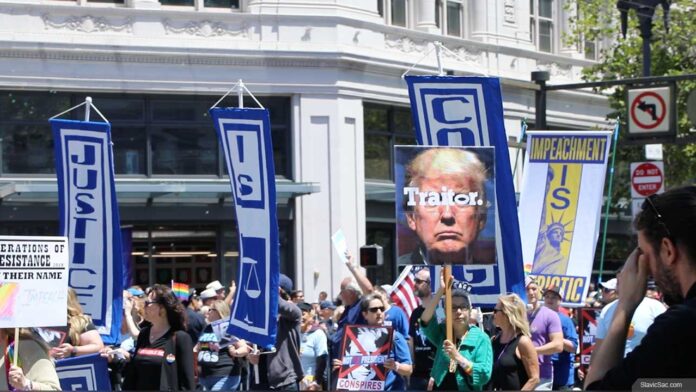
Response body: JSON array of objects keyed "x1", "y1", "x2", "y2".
[{"x1": 627, "y1": 86, "x2": 673, "y2": 136}]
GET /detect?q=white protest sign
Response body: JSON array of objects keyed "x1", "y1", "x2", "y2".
[
  {"x1": 0, "y1": 236, "x2": 69, "y2": 327},
  {"x1": 331, "y1": 229, "x2": 349, "y2": 264}
]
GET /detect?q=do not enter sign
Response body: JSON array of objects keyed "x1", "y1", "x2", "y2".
[{"x1": 630, "y1": 161, "x2": 664, "y2": 198}]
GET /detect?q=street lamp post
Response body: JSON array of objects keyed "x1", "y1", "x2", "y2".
[{"x1": 617, "y1": 0, "x2": 670, "y2": 77}]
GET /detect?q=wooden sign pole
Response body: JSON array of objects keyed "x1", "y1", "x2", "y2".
[{"x1": 444, "y1": 265, "x2": 456, "y2": 373}]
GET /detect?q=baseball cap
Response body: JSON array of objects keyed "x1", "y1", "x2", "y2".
[
  {"x1": 279, "y1": 274, "x2": 293, "y2": 293},
  {"x1": 200, "y1": 288, "x2": 217, "y2": 300},
  {"x1": 297, "y1": 302, "x2": 313, "y2": 312},
  {"x1": 127, "y1": 287, "x2": 144, "y2": 297},
  {"x1": 206, "y1": 280, "x2": 224, "y2": 292},
  {"x1": 600, "y1": 278, "x2": 617, "y2": 291},
  {"x1": 320, "y1": 300, "x2": 336, "y2": 310}
]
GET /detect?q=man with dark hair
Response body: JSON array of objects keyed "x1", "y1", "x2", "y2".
[
  {"x1": 586, "y1": 186, "x2": 696, "y2": 389},
  {"x1": 408, "y1": 268, "x2": 436, "y2": 390}
]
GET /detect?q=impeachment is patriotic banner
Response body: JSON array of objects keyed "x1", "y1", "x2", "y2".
[
  {"x1": 518, "y1": 131, "x2": 612, "y2": 306},
  {"x1": 405, "y1": 75, "x2": 525, "y2": 306},
  {"x1": 51, "y1": 119, "x2": 123, "y2": 345},
  {"x1": 209, "y1": 107, "x2": 279, "y2": 349}
]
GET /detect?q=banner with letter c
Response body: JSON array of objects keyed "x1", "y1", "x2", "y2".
[
  {"x1": 209, "y1": 107, "x2": 279, "y2": 349},
  {"x1": 518, "y1": 131, "x2": 612, "y2": 306},
  {"x1": 405, "y1": 75, "x2": 525, "y2": 306},
  {"x1": 51, "y1": 119, "x2": 123, "y2": 345}
]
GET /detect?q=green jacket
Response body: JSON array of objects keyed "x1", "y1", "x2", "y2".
[{"x1": 420, "y1": 320, "x2": 493, "y2": 391}]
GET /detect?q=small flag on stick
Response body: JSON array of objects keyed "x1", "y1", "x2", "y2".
[{"x1": 171, "y1": 281, "x2": 190, "y2": 302}]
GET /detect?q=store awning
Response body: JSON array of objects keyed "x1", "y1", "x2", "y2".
[{"x1": 0, "y1": 178, "x2": 320, "y2": 205}]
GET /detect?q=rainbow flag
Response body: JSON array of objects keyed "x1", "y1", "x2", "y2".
[
  {"x1": 171, "y1": 281, "x2": 189, "y2": 302},
  {"x1": 0, "y1": 282, "x2": 19, "y2": 320}
]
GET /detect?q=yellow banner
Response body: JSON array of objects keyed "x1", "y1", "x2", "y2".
[{"x1": 530, "y1": 163, "x2": 582, "y2": 275}]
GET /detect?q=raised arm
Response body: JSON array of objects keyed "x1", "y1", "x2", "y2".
[{"x1": 345, "y1": 251, "x2": 373, "y2": 295}]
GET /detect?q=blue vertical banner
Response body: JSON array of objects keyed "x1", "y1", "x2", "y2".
[
  {"x1": 405, "y1": 75, "x2": 525, "y2": 306},
  {"x1": 209, "y1": 107, "x2": 279, "y2": 349},
  {"x1": 51, "y1": 119, "x2": 123, "y2": 345}
]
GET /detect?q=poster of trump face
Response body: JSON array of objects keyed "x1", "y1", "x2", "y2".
[{"x1": 395, "y1": 146, "x2": 497, "y2": 266}]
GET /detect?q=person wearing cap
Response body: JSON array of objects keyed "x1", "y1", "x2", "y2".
[
  {"x1": 585, "y1": 186, "x2": 696, "y2": 389},
  {"x1": 524, "y1": 276, "x2": 563, "y2": 390},
  {"x1": 592, "y1": 271, "x2": 666, "y2": 360},
  {"x1": 206, "y1": 280, "x2": 226, "y2": 301},
  {"x1": 318, "y1": 300, "x2": 337, "y2": 336},
  {"x1": 599, "y1": 278, "x2": 618, "y2": 305},
  {"x1": 419, "y1": 272, "x2": 492, "y2": 391},
  {"x1": 542, "y1": 286, "x2": 577, "y2": 390},
  {"x1": 248, "y1": 273, "x2": 303, "y2": 390},
  {"x1": 298, "y1": 302, "x2": 328, "y2": 391},
  {"x1": 200, "y1": 288, "x2": 218, "y2": 307}
]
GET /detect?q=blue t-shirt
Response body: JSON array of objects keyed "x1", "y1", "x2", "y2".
[
  {"x1": 385, "y1": 331, "x2": 412, "y2": 391},
  {"x1": 384, "y1": 306, "x2": 409, "y2": 338},
  {"x1": 551, "y1": 312, "x2": 577, "y2": 388}
]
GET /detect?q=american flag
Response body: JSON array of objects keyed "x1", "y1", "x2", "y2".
[{"x1": 387, "y1": 265, "x2": 424, "y2": 318}]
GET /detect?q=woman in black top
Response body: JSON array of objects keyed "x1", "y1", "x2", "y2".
[
  {"x1": 490, "y1": 294, "x2": 539, "y2": 391},
  {"x1": 122, "y1": 284, "x2": 195, "y2": 391}
]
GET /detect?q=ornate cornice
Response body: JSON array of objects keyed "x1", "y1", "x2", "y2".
[
  {"x1": 442, "y1": 46, "x2": 483, "y2": 65},
  {"x1": 384, "y1": 34, "x2": 427, "y2": 53},
  {"x1": 42, "y1": 14, "x2": 132, "y2": 34},
  {"x1": 537, "y1": 61, "x2": 573, "y2": 78},
  {"x1": 163, "y1": 19, "x2": 248, "y2": 38}
]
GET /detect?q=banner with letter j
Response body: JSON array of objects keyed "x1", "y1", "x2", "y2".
[
  {"x1": 51, "y1": 119, "x2": 123, "y2": 345},
  {"x1": 209, "y1": 107, "x2": 279, "y2": 349},
  {"x1": 518, "y1": 131, "x2": 612, "y2": 306},
  {"x1": 405, "y1": 75, "x2": 525, "y2": 306}
]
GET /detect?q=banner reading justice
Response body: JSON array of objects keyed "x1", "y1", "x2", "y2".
[{"x1": 518, "y1": 131, "x2": 612, "y2": 306}]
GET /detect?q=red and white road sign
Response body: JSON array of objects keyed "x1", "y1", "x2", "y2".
[
  {"x1": 630, "y1": 161, "x2": 665, "y2": 198},
  {"x1": 628, "y1": 87, "x2": 671, "y2": 134}
]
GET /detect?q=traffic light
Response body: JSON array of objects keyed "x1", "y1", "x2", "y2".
[{"x1": 360, "y1": 244, "x2": 383, "y2": 267}]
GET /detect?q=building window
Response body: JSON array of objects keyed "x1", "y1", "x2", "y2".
[
  {"x1": 0, "y1": 92, "x2": 292, "y2": 178},
  {"x1": 530, "y1": 0, "x2": 554, "y2": 53},
  {"x1": 380, "y1": 0, "x2": 409, "y2": 27},
  {"x1": 436, "y1": 0, "x2": 465, "y2": 37},
  {"x1": 364, "y1": 103, "x2": 414, "y2": 181}
]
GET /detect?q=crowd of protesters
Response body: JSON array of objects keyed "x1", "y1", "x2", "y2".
[{"x1": 6, "y1": 186, "x2": 695, "y2": 391}]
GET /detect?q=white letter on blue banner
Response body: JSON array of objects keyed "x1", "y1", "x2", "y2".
[
  {"x1": 209, "y1": 107, "x2": 279, "y2": 349},
  {"x1": 50, "y1": 119, "x2": 123, "y2": 345},
  {"x1": 404, "y1": 75, "x2": 526, "y2": 306}
]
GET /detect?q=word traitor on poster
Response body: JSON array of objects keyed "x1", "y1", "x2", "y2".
[
  {"x1": 0, "y1": 236, "x2": 69, "y2": 327},
  {"x1": 337, "y1": 325, "x2": 393, "y2": 391}
]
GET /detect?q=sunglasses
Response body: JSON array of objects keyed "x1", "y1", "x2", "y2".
[
  {"x1": 414, "y1": 278, "x2": 430, "y2": 285},
  {"x1": 643, "y1": 195, "x2": 672, "y2": 238},
  {"x1": 492, "y1": 308, "x2": 502, "y2": 313},
  {"x1": 367, "y1": 306, "x2": 385, "y2": 313},
  {"x1": 144, "y1": 300, "x2": 159, "y2": 307},
  {"x1": 451, "y1": 305, "x2": 469, "y2": 312}
]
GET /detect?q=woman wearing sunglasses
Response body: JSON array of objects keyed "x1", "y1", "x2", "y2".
[
  {"x1": 490, "y1": 293, "x2": 539, "y2": 390},
  {"x1": 419, "y1": 274, "x2": 493, "y2": 391},
  {"x1": 122, "y1": 284, "x2": 195, "y2": 391},
  {"x1": 332, "y1": 293, "x2": 413, "y2": 390}
]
